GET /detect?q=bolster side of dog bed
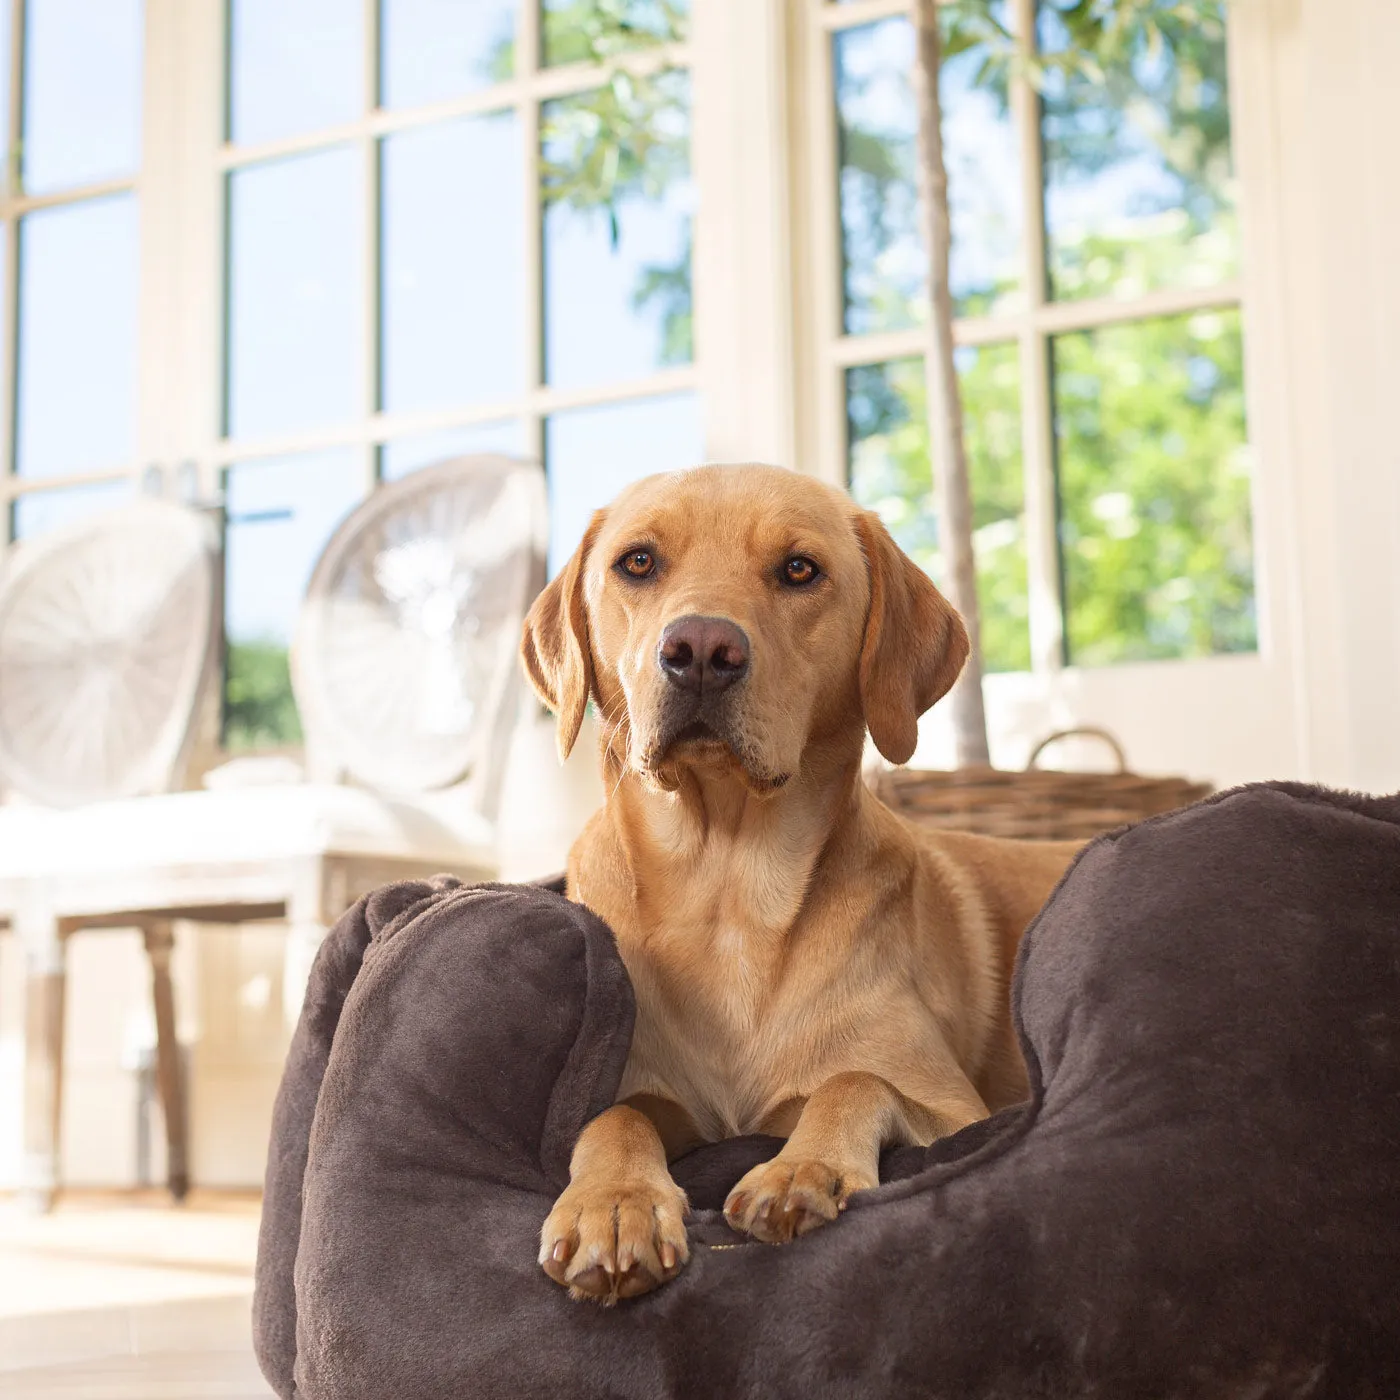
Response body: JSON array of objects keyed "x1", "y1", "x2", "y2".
[
  {"x1": 260, "y1": 786, "x2": 1400, "y2": 1400},
  {"x1": 252, "y1": 877, "x2": 469, "y2": 1399},
  {"x1": 288, "y1": 882, "x2": 633, "y2": 1400}
]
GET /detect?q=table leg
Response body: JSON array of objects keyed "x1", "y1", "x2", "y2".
[
  {"x1": 142, "y1": 920, "x2": 189, "y2": 1202},
  {"x1": 20, "y1": 915, "x2": 65, "y2": 1213}
]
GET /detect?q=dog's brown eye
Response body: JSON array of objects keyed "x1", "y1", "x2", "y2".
[
  {"x1": 618, "y1": 549, "x2": 656, "y2": 579},
  {"x1": 782, "y1": 555, "x2": 820, "y2": 587}
]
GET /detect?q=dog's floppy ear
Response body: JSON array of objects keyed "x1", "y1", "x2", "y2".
[
  {"x1": 520, "y1": 510, "x2": 606, "y2": 761},
  {"x1": 854, "y1": 510, "x2": 969, "y2": 765}
]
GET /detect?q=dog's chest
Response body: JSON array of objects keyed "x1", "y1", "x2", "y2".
[
  {"x1": 595, "y1": 813, "x2": 837, "y2": 1137},
  {"x1": 614, "y1": 903, "x2": 828, "y2": 1138}
]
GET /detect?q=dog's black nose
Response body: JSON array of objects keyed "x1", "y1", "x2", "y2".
[{"x1": 658, "y1": 615, "x2": 750, "y2": 696}]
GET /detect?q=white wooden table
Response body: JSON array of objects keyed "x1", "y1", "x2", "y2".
[{"x1": 0, "y1": 785, "x2": 496, "y2": 1210}]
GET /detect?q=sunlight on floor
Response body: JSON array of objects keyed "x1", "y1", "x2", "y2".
[{"x1": 0, "y1": 1191, "x2": 272, "y2": 1398}]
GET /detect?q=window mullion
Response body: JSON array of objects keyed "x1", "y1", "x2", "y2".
[
  {"x1": 1011, "y1": 0, "x2": 1063, "y2": 674},
  {"x1": 4, "y1": 0, "x2": 20, "y2": 204},
  {"x1": 804, "y1": 0, "x2": 847, "y2": 487},
  {"x1": 362, "y1": 0, "x2": 381, "y2": 489},
  {"x1": 0, "y1": 0, "x2": 25, "y2": 546},
  {"x1": 519, "y1": 0, "x2": 543, "y2": 466},
  {"x1": 0, "y1": 191, "x2": 16, "y2": 551}
]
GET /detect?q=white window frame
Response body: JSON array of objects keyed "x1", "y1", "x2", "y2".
[
  {"x1": 0, "y1": 0, "x2": 146, "y2": 546},
  {"x1": 208, "y1": 2, "x2": 700, "y2": 490},
  {"x1": 0, "y1": 1, "x2": 713, "y2": 527}
]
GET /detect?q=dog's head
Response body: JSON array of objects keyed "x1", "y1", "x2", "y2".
[{"x1": 520, "y1": 465, "x2": 968, "y2": 791}]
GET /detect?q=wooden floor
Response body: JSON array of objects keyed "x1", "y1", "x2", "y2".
[{"x1": 0, "y1": 1191, "x2": 273, "y2": 1399}]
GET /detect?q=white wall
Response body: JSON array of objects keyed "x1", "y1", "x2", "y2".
[{"x1": 1271, "y1": 0, "x2": 1400, "y2": 793}]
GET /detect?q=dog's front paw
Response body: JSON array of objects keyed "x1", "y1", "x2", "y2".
[
  {"x1": 539, "y1": 1176, "x2": 689, "y2": 1304},
  {"x1": 724, "y1": 1156, "x2": 875, "y2": 1243}
]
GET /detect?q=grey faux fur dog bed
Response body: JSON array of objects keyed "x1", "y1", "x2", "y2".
[{"x1": 254, "y1": 783, "x2": 1400, "y2": 1399}]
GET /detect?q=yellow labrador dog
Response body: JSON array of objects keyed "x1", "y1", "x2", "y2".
[{"x1": 521, "y1": 464, "x2": 1076, "y2": 1304}]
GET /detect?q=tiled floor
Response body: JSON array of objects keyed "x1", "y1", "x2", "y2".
[
  {"x1": 4, "y1": 1350, "x2": 272, "y2": 1398},
  {"x1": 0, "y1": 1191, "x2": 273, "y2": 1399}
]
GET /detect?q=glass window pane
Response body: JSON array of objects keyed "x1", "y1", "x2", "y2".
[
  {"x1": 545, "y1": 390, "x2": 700, "y2": 575},
  {"x1": 227, "y1": 147, "x2": 363, "y2": 441},
  {"x1": 22, "y1": 0, "x2": 142, "y2": 195},
  {"x1": 0, "y1": 223, "x2": 6, "y2": 425},
  {"x1": 223, "y1": 450, "x2": 364, "y2": 749},
  {"x1": 229, "y1": 0, "x2": 361, "y2": 145},
  {"x1": 847, "y1": 348, "x2": 1029, "y2": 673},
  {"x1": 381, "y1": 0, "x2": 514, "y2": 108},
  {"x1": 542, "y1": 69, "x2": 692, "y2": 390},
  {"x1": 834, "y1": 11, "x2": 1021, "y2": 334},
  {"x1": 17, "y1": 196, "x2": 139, "y2": 479},
  {"x1": 12, "y1": 480, "x2": 132, "y2": 541},
  {"x1": 381, "y1": 420, "x2": 528, "y2": 481},
  {"x1": 542, "y1": 0, "x2": 688, "y2": 68},
  {"x1": 1039, "y1": 1, "x2": 1238, "y2": 302},
  {"x1": 1054, "y1": 309, "x2": 1254, "y2": 665},
  {"x1": 382, "y1": 114, "x2": 523, "y2": 416},
  {"x1": 0, "y1": 5, "x2": 8, "y2": 156}
]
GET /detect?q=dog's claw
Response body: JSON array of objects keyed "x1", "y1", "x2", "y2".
[
  {"x1": 724, "y1": 1157, "x2": 871, "y2": 1244},
  {"x1": 540, "y1": 1177, "x2": 691, "y2": 1303}
]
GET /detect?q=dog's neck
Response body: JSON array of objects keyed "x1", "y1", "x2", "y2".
[{"x1": 594, "y1": 724, "x2": 869, "y2": 936}]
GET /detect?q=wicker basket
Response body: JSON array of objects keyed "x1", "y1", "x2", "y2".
[{"x1": 871, "y1": 727, "x2": 1212, "y2": 842}]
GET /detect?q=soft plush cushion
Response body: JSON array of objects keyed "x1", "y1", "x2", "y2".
[{"x1": 254, "y1": 783, "x2": 1400, "y2": 1399}]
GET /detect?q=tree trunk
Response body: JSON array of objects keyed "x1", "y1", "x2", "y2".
[{"x1": 911, "y1": 0, "x2": 991, "y2": 767}]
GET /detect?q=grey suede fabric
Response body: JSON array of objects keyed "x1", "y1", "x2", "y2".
[{"x1": 254, "y1": 783, "x2": 1400, "y2": 1399}]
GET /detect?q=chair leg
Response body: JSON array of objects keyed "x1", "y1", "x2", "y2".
[
  {"x1": 142, "y1": 920, "x2": 190, "y2": 1202},
  {"x1": 20, "y1": 914, "x2": 65, "y2": 1213}
]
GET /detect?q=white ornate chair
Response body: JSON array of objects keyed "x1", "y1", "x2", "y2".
[{"x1": 0, "y1": 457, "x2": 546, "y2": 1209}]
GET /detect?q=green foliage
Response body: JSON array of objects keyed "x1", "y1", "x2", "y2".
[
  {"x1": 840, "y1": 0, "x2": 1251, "y2": 671},
  {"x1": 945, "y1": 0, "x2": 1230, "y2": 131},
  {"x1": 224, "y1": 641, "x2": 302, "y2": 751},
  {"x1": 540, "y1": 0, "x2": 688, "y2": 69},
  {"x1": 849, "y1": 346, "x2": 1031, "y2": 673},
  {"x1": 834, "y1": 0, "x2": 1234, "y2": 326},
  {"x1": 484, "y1": 5, "x2": 693, "y2": 364},
  {"x1": 1049, "y1": 204, "x2": 1236, "y2": 305},
  {"x1": 1038, "y1": 0, "x2": 1235, "y2": 298},
  {"x1": 629, "y1": 225, "x2": 693, "y2": 365},
  {"x1": 1056, "y1": 308, "x2": 1254, "y2": 663},
  {"x1": 541, "y1": 67, "x2": 689, "y2": 234},
  {"x1": 846, "y1": 293, "x2": 1254, "y2": 672},
  {"x1": 539, "y1": 61, "x2": 692, "y2": 366}
]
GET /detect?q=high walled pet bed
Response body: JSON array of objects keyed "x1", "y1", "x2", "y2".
[{"x1": 254, "y1": 783, "x2": 1400, "y2": 1399}]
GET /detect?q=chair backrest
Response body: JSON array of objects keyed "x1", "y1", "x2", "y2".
[
  {"x1": 291, "y1": 455, "x2": 548, "y2": 821},
  {"x1": 0, "y1": 500, "x2": 221, "y2": 807}
]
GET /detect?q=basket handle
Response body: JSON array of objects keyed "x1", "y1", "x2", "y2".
[{"x1": 1025, "y1": 726, "x2": 1128, "y2": 774}]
